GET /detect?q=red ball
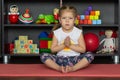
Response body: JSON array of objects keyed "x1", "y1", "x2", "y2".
[{"x1": 84, "y1": 32, "x2": 99, "y2": 52}]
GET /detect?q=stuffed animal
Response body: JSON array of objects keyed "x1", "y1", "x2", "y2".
[
  {"x1": 36, "y1": 14, "x2": 56, "y2": 24},
  {"x1": 96, "y1": 30, "x2": 116, "y2": 54}
]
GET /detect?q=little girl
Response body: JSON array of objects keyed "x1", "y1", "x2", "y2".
[{"x1": 40, "y1": 5, "x2": 94, "y2": 73}]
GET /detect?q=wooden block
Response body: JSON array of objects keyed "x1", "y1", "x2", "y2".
[
  {"x1": 28, "y1": 40, "x2": 33, "y2": 44},
  {"x1": 24, "y1": 44, "x2": 29, "y2": 49},
  {"x1": 19, "y1": 36, "x2": 28, "y2": 40}
]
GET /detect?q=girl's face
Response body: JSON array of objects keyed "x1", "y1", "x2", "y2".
[{"x1": 59, "y1": 10, "x2": 76, "y2": 32}]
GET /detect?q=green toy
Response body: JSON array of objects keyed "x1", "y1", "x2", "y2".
[{"x1": 36, "y1": 14, "x2": 58, "y2": 24}]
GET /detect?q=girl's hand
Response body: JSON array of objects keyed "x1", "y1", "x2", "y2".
[{"x1": 64, "y1": 36, "x2": 71, "y2": 47}]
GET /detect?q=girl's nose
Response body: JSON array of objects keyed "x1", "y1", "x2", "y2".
[{"x1": 66, "y1": 18, "x2": 69, "y2": 22}]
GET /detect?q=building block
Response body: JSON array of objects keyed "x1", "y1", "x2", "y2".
[
  {"x1": 39, "y1": 40, "x2": 48, "y2": 48},
  {"x1": 24, "y1": 44, "x2": 29, "y2": 49},
  {"x1": 19, "y1": 36, "x2": 28, "y2": 40},
  {"x1": 26, "y1": 48, "x2": 31, "y2": 53},
  {"x1": 92, "y1": 20, "x2": 97, "y2": 24},
  {"x1": 48, "y1": 41, "x2": 52, "y2": 49},
  {"x1": 84, "y1": 20, "x2": 88, "y2": 24},
  {"x1": 97, "y1": 20, "x2": 102, "y2": 24},
  {"x1": 88, "y1": 20, "x2": 92, "y2": 24},
  {"x1": 85, "y1": 10, "x2": 89, "y2": 15},
  {"x1": 95, "y1": 11, "x2": 100, "y2": 16},
  {"x1": 79, "y1": 20, "x2": 84, "y2": 24},
  {"x1": 90, "y1": 15, "x2": 94, "y2": 20},
  {"x1": 29, "y1": 44, "x2": 34, "y2": 49},
  {"x1": 85, "y1": 15, "x2": 90, "y2": 20},
  {"x1": 80, "y1": 15, "x2": 85, "y2": 20},
  {"x1": 90, "y1": 11, "x2": 95, "y2": 15},
  {"x1": 94, "y1": 16, "x2": 99, "y2": 20},
  {"x1": 28, "y1": 40, "x2": 33, "y2": 44}
]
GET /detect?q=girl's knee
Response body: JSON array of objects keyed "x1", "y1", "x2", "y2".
[
  {"x1": 40, "y1": 53, "x2": 52, "y2": 63},
  {"x1": 84, "y1": 52, "x2": 94, "y2": 63}
]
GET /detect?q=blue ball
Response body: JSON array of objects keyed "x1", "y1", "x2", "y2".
[{"x1": 38, "y1": 31, "x2": 48, "y2": 38}]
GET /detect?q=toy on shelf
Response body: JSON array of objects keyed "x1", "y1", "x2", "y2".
[
  {"x1": 78, "y1": 6, "x2": 102, "y2": 25},
  {"x1": 8, "y1": 5, "x2": 19, "y2": 24},
  {"x1": 36, "y1": 14, "x2": 58, "y2": 24},
  {"x1": 38, "y1": 31, "x2": 53, "y2": 53},
  {"x1": 53, "y1": 8, "x2": 59, "y2": 21},
  {"x1": 96, "y1": 30, "x2": 117, "y2": 54},
  {"x1": 36, "y1": 8, "x2": 59, "y2": 24},
  {"x1": 13, "y1": 36, "x2": 39, "y2": 54},
  {"x1": 84, "y1": 32, "x2": 99, "y2": 52},
  {"x1": 19, "y1": 8, "x2": 33, "y2": 24},
  {"x1": 5, "y1": 43, "x2": 14, "y2": 54}
]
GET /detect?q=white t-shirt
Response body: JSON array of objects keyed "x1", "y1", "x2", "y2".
[{"x1": 53, "y1": 27, "x2": 82, "y2": 57}]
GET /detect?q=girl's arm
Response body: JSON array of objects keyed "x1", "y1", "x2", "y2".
[
  {"x1": 69, "y1": 33, "x2": 86, "y2": 53},
  {"x1": 50, "y1": 35, "x2": 65, "y2": 53}
]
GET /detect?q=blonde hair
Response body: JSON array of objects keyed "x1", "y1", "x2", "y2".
[{"x1": 52, "y1": 5, "x2": 78, "y2": 31}]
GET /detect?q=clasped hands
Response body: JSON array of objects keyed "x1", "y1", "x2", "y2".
[{"x1": 64, "y1": 36, "x2": 71, "y2": 47}]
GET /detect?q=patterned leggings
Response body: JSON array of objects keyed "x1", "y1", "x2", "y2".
[{"x1": 40, "y1": 52, "x2": 94, "y2": 67}]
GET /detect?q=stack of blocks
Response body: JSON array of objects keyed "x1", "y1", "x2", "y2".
[
  {"x1": 79, "y1": 6, "x2": 102, "y2": 25},
  {"x1": 39, "y1": 38, "x2": 52, "y2": 53},
  {"x1": 13, "y1": 36, "x2": 39, "y2": 54},
  {"x1": 38, "y1": 31, "x2": 53, "y2": 53}
]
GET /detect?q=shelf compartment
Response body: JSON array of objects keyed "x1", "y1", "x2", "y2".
[
  {"x1": 6, "y1": 54, "x2": 40, "y2": 57},
  {"x1": 94, "y1": 52, "x2": 118, "y2": 56}
]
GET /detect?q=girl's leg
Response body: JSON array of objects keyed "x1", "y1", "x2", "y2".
[
  {"x1": 72, "y1": 57, "x2": 90, "y2": 71},
  {"x1": 66, "y1": 52, "x2": 94, "y2": 72},
  {"x1": 40, "y1": 53, "x2": 66, "y2": 73},
  {"x1": 44, "y1": 59, "x2": 65, "y2": 73}
]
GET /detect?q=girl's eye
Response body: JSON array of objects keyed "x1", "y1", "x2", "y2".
[
  {"x1": 62, "y1": 17, "x2": 66, "y2": 19},
  {"x1": 69, "y1": 17, "x2": 73, "y2": 19}
]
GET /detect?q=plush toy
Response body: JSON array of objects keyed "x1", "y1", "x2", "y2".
[
  {"x1": 36, "y1": 14, "x2": 56, "y2": 24},
  {"x1": 97, "y1": 30, "x2": 116, "y2": 54}
]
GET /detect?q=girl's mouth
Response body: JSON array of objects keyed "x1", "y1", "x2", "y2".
[{"x1": 65, "y1": 24, "x2": 69, "y2": 26}]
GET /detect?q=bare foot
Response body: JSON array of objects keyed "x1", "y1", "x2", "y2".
[
  {"x1": 65, "y1": 66, "x2": 73, "y2": 73},
  {"x1": 59, "y1": 66, "x2": 66, "y2": 73}
]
